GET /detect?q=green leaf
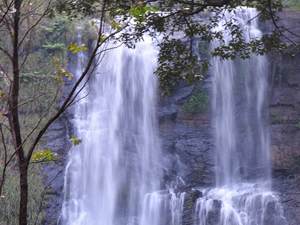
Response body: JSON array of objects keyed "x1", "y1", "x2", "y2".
[
  {"x1": 70, "y1": 136, "x2": 82, "y2": 146},
  {"x1": 100, "y1": 34, "x2": 106, "y2": 42}
]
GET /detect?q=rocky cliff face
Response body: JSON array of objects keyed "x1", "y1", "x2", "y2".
[
  {"x1": 268, "y1": 52, "x2": 300, "y2": 225},
  {"x1": 41, "y1": 116, "x2": 70, "y2": 225},
  {"x1": 42, "y1": 56, "x2": 77, "y2": 225},
  {"x1": 157, "y1": 82, "x2": 216, "y2": 188}
]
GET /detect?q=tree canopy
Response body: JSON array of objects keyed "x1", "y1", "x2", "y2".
[{"x1": 54, "y1": 0, "x2": 300, "y2": 94}]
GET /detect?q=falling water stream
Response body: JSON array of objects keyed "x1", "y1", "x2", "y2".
[
  {"x1": 60, "y1": 8, "x2": 287, "y2": 225},
  {"x1": 60, "y1": 37, "x2": 166, "y2": 225},
  {"x1": 193, "y1": 9, "x2": 286, "y2": 225}
]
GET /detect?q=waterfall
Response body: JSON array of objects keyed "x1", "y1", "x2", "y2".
[
  {"x1": 193, "y1": 8, "x2": 286, "y2": 225},
  {"x1": 212, "y1": 8, "x2": 270, "y2": 187},
  {"x1": 59, "y1": 8, "x2": 287, "y2": 225},
  {"x1": 60, "y1": 37, "x2": 164, "y2": 225}
]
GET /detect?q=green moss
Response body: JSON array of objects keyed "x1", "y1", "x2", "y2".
[
  {"x1": 185, "y1": 195, "x2": 194, "y2": 210},
  {"x1": 185, "y1": 192, "x2": 199, "y2": 210},
  {"x1": 270, "y1": 113, "x2": 281, "y2": 124},
  {"x1": 182, "y1": 84, "x2": 210, "y2": 115}
]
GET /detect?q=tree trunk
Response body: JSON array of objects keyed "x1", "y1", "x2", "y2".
[
  {"x1": 19, "y1": 165, "x2": 28, "y2": 225},
  {"x1": 10, "y1": 0, "x2": 29, "y2": 224}
]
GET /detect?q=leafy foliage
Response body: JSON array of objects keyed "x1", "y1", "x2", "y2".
[
  {"x1": 52, "y1": 57, "x2": 74, "y2": 81},
  {"x1": 270, "y1": 113, "x2": 282, "y2": 124},
  {"x1": 68, "y1": 43, "x2": 89, "y2": 54},
  {"x1": 70, "y1": 136, "x2": 82, "y2": 146},
  {"x1": 182, "y1": 84, "x2": 210, "y2": 114},
  {"x1": 156, "y1": 39, "x2": 209, "y2": 95},
  {"x1": 32, "y1": 150, "x2": 58, "y2": 162},
  {"x1": 53, "y1": 0, "x2": 299, "y2": 94},
  {"x1": 0, "y1": 0, "x2": 299, "y2": 223},
  {"x1": 102, "y1": 0, "x2": 296, "y2": 94}
]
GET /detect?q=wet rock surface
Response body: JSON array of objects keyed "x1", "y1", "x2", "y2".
[
  {"x1": 181, "y1": 190, "x2": 203, "y2": 225},
  {"x1": 269, "y1": 52, "x2": 300, "y2": 170},
  {"x1": 41, "y1": 116, "x2": 71, "y2": 225},
  {"x1": 41, "y1": 60, "x2": 76, "y2": 224},
  {"x1": 272, "y1": 173, "x2": 300, "y2": 225},
  {"x1": 157, "y1": 82, "x2": 215, "y2": 188}
]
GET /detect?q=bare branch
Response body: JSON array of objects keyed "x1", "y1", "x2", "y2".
[
  {"x1": 0, "y1": 124, "x2": 9, "y2": 195},
  {"x1": 0, "y1": 47, "x2": 13, "y2": 61},
  {"x1": 18, "y1": 0, "x2": 62, "y2": 49},
  {"x1": 267, "y1": 0, "x2": 298, "y2": 47},
  {"x1": 16, "y1": 83, "x2": 61, "y2": 153},
  {"x1": 0, "y1": 0, "x2": 14, "y2": 26}
]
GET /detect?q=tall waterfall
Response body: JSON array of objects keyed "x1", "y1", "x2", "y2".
[
  {"x1": 60, "y1": 37, "x2": 164, "y2": 225},
  {"x1": 59, "y1": 8, "x2": 288, "y2": 225},
  {"x1": 193, "y1": 9, "x2": 286, "y2": 225},
  {"x1": 212, "y1": 8, "x2": 270, "y2": 187}
]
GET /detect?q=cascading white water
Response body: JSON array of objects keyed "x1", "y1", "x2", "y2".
[
  {"x1": 212, "y1": 8, "x2": 271, "y2": 187},
  {"x1": 194, "y1": 8, "x2": 286, "y2": 225},
  {"x1": 59, "y1": 8, "x2": 288, "y2": 225},
  {"x1": 60, "y1": 37, "x2": 165, "y2": 225}
]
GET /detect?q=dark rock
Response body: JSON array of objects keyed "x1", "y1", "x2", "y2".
[
  {"x1": 272, "y1": 174, "x2": 300, "y2": 225},
  {"x1": 181, "y1": 190, "x2": 203, "y2": 225},
  {"x1": 42, "y1": 51, "x2": 77, "y2": 224},
  {"x1": 157, "y1": 82, "x2": 215, "y2": 188},
  {"x1": 41, "y1": 115, "x2": 71, "y2": 225},
  {"x1": 205, "y1": 200, "x2": 222, "y2": 225}
]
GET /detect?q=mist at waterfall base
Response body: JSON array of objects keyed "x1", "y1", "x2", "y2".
[{"x1": 60, "y1": 9, "x2": 286, "y2": 225}]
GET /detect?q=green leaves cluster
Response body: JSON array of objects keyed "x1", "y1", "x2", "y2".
[
  {"x1": 42, "y1": 42, "x2": 65, "y2": 52},
  {"x1": 52, "y1": 57, "x2": 74, "y2": 81},
  {"x1": 70, "y1": 136, "x2": 82, "y2": 146},
  {"x1": 129, "y1": 4, "x2": 159, "y2": 23},
  {"x1": 51, "y1": 0, "x2": 299, "y2": 95},
  {"x1": 156, "y1": 39, "x2": 209, "y2": 95},
  {"x1": 182, "y1": 84, "x2": 210, "y2": 115},
  {"x1": 32, "y1": 150, "x2": 58, "y2": 162},
  {"x1": 68, "y1": 43, "x2": 89, "y2": 54},
  {"x1": 270, "y1": 113, "x2": 282, "y2": 124}
]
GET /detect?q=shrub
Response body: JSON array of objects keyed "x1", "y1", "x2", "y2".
[{"x1": 182, "y1": 85, "x2": 209, "y2": 114}]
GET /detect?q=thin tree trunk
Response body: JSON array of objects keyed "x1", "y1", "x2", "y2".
[
  {"x1": 10, "y1": 0, "x2": 29, "y2": 224},
  {"x1": 19, "y1": 164, "x2": 28, "y2": 225}
]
